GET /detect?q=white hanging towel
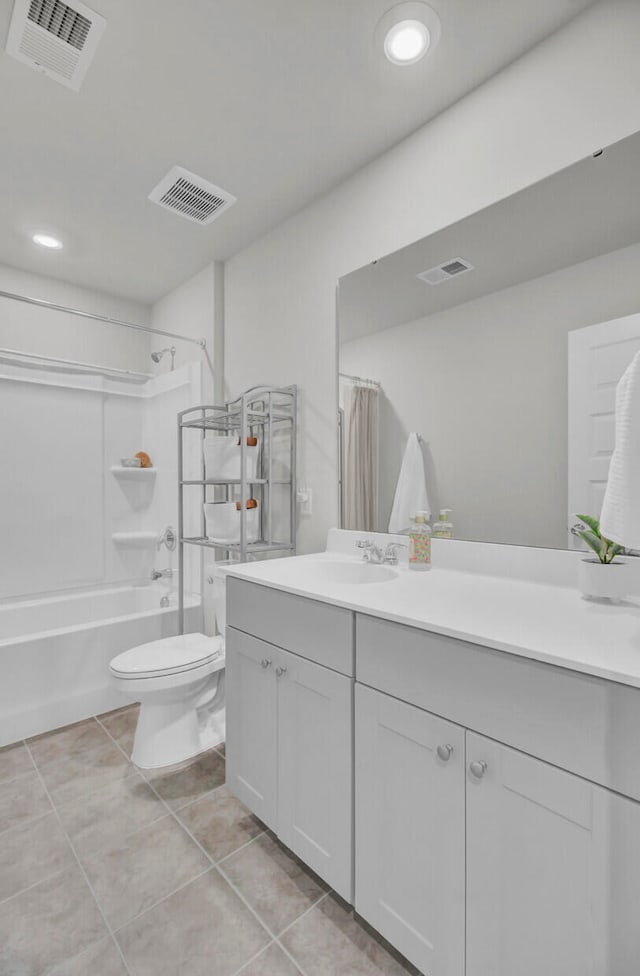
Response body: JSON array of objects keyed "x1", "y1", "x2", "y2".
[
  {"x1": 388, "y1": 432, "x2": 430, "y2": 534},
  {"x1": 599, "y1": 350, "x2": 640, "y2": 547}
]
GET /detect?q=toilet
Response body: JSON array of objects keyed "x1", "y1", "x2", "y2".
[{"x1": 109, "y1": 563, "x2": 231, "y2": 769}]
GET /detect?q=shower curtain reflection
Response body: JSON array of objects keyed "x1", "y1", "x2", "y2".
[{"x1": 343, "y1": 381, "x2": 380, "y2": 531}]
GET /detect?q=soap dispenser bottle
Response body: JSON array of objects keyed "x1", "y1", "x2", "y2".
[
  {"x1": 409, "y1": 511, "x2": 432, "y2": 571},
  {"x1": 433, "y1": 509, "x2": 454, "y2": 539}
]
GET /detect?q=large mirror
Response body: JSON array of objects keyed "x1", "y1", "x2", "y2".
[{"x1": 337, "y1": 130, "x2": 640, "y2": 549}]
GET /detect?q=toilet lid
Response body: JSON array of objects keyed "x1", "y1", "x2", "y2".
[{"x1": 110, "y1": 633, "x2": 223, "y2": 679}]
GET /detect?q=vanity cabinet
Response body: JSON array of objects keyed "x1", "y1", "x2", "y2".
[
  {"x1": 226, "y1": 578, "x2": 354, "y2": 900},
  {"x1": 466, "y1": 733, "x2": 640, "y2": 976},
  {"x1": 355, "y1": 684, "x2": 465, "y2": 976},
  {"x1": 355, "y1": 614, "x2": 640, "y2": 976}
]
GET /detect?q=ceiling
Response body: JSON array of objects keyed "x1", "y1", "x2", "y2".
[
  {"x1": 338, "y1": 130, "x2": 640, "y2": 343},
  {"x1": 0, "y1": 0, "x2": 596, "y2": 304}
]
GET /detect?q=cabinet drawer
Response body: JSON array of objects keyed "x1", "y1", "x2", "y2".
[
  {"x1": 228, "y1": 578, "x2": 354, "y2": 675},
  {"x1": 356, "y1": 614, "x2": 640, "y2": 801}
]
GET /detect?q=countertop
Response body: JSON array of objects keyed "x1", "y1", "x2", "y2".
[{"x1": 225, "y1": 547, "x2": 640, "y2": 689}]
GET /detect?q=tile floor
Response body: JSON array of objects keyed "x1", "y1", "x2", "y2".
[{"x1": 0, "y1": 705, "x2": 420, "y2": 976}]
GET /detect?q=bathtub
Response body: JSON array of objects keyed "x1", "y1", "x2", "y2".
[{"x1": 0, "y1": 584, "x2": 202, "y2": 746}]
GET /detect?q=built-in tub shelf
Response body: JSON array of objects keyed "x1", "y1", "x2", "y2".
[
  {"x1": 110, "y1": 465, "x2": 157, "y2": 480},
  {"x1": 112, "y1": 531, "x2": 158, "y2": 548}
]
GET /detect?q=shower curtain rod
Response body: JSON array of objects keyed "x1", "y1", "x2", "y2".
[
  {"x1": 0, "y1": 289, "x2": 207, "y2": 348},
  {"x1": 339, "y1": 371, "x2": 381, "y2": 388},
  {"x1": 0, "y1": 346, "x2": 152, "y2": 381}
]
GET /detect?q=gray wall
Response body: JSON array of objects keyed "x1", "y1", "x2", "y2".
[{"x1": 224, "y1": 2, "x2": 640, "y2": 554}]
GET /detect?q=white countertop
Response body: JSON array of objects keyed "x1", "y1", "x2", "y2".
[{"x1": 225, "y1": 534, "x2": 640, "y2": 689}]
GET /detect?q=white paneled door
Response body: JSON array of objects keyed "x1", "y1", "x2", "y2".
[
  {"x1": 355, "y1": 685, "x2": 465, "y2": 976},
  {"x1": 568, "y1": 313, "x2": 640, "y2": 545},
  {"x1": 466, "y1": 732, "x2": 640, "y2": 976}
]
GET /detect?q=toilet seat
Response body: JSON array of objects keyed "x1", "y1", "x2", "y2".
[{"x1": 110, "y1": 633, "x2": 224, "y2": 680}]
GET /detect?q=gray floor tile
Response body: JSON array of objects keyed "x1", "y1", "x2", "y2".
[
  {"x1": 116, "y1": 868, "x2": 269, "y2": 976},
  {"x1": 0, "y1": 741, "x2": 33, "y2": 784},
  {"x1": 221, "y1": 833, "x2": 328, "y2": 936},
  {"x1": 143, "y1": 748, "x2": 225, "y2": 810},
  {"x1": 98, "y1": 705, "x2": 140, "y2": 758},
  {"x1": 57, "y1": 770, "x2": 165, "y2": 859},
  {"x1": 0, "y1": 812, "x2": 74, "y2": 903},
  {"x1": 177, "y1": 784, "x2": 265, "y2": 862},
  {"x1": 239, "y1": 942, "x2": 303, "y2": 975},
  {"x1": 0, "y1": 770, "x2": 52, "y2": 833},
  {"x1": 0, "y1": 865, "x2": 107, "y2": 976},
  {"x1": 83, "y1": 814, "x2": 210, "y2": 929},
  {"x1": 39, "y1": 738, "x2": 131, "y2": 807},
  {"x1": 28, "y1": 719, "x2": 111, "y2": 770},
  {"x1": 281, "y1": 893, "x2": 419, "y2": 976},
  {"x1": 46, "y1": 936, "x2": 128, "y2": 975}
]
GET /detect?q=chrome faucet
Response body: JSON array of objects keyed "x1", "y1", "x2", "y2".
[
  {"x1": 356, "y1": 540, "x2": 385, "y2": 564},
  {"x1": 382, "y1": 542, "x2": 408, "y2": 565},
  {"x1": 151, "y1": 568, "x2": 175, "y2": 581},
  {"x1": 356, "y1": 539, "x2": 407, "y2": 565}
]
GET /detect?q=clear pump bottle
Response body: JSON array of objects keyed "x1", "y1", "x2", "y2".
[
  {"x1": 433, "y1": 509, "x2": 454, "y2": 539},
  {"x1": 409, "y1": 511, "x2": 432, "y2": 571}
]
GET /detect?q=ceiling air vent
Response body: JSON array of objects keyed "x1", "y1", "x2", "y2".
[
  {"x1": 149, "y1": 167, "x2": 237, "y2": 225},
  {"x1": 6, "y1": 0, "x2": 106, "y2": 91},
  {"x1": 417, "y1": 257, "x2": 474, "y2": 286}
]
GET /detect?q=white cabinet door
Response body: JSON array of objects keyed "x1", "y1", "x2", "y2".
[
  {"x1": 466, "y1": 732, "x2": 640, "y2": 976},
  {"x1": 226, "y1": 627, "x2": 279, "y2": 831},
  {"x1": 277, "y1": 648, "x2": 353, "y2": 900},
  {"x1": 355, "y1": 685, "x2": 465, "y2": 976}
]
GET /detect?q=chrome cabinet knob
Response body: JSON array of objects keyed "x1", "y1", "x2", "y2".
[
  {"x1": 260, "y1": 658, "x2": 272, "y2": 669},
  {"x1": 275, "y1": 666, "x2": 287, "y2": 677},
  {"x1": 469, "y1": 760, "x2": 488, "y2": 779},
  {"x1": 436, "y1": 744, "x2": 454, "y2": 762}
]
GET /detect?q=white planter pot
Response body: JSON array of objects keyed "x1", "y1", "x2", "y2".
[{"x1": 578, "y1": 557, "x2": 631, "y2": 601}]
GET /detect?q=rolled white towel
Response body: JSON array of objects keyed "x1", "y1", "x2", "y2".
[{"x1": 600, "y1": 350, "x2": 640, "y2": 547}]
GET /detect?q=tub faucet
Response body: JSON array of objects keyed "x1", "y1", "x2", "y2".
[{"x1": 151, "y1": 568, "x2": 174, "y2": 581}]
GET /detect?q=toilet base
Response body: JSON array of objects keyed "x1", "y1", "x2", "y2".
[
  {"x1": 131, "y1": 692, "x2": 225, "y2": 769},
  {"x1": 132, "y1": 700, "x2": 204, "y2": 769}
]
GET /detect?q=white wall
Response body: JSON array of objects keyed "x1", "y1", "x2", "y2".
[
  {"x1": 0, "y1": 263, "x2": 151, "y2": 372},
  {"x1": 224, "y1": 0, "x2": 640, "y2": 554},
  {"x1": 151, "y1": 263, "x2": 222, "y2": 402},
  {"x1": 341, "y1": 242, "x2": 640, "y2": 549}
]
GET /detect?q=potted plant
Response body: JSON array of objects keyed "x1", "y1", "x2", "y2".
[{"x1": 572, "y1": 514, "x2": 629, "y2": 600}]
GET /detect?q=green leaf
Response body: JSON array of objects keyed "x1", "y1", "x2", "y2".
[
  {"x1": 577, "y1": 530, "x2": 604, "y2": 558},
  {"x1": 576, "y1": 514, "x2": 601, "y2": 537}
]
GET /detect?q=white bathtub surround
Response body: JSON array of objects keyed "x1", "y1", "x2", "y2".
[
  {"x1": 0, "y1": 359, "x2": 201, "y2": 600},
  {"x1": 225, "y1": 528, "x2": 640, "y2": 688},
  {"x1": 0, "y1": 585, "x2": 201, "y2": 747}
]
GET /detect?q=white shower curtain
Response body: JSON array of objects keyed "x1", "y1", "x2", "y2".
[{"x1": 344, "y1": 384, "x2": 379, "y2": 531}]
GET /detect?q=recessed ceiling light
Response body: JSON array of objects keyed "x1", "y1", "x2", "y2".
[
  {"x1": 32, "y1": 233, "x2": 63, "y2": 249},
  {"x1": 385, "y1": 20, "x2": 430, "y2": 64},
  {"x1": 375, "y1": 3, "x2": 441, "y2": 67}
]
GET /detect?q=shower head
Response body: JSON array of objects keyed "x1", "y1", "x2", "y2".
[{"x1": 151, "y1": 346, "x2": 176, "y2": 369}]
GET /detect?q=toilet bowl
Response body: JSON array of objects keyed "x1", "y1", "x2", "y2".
[{"x1": 109, "y1": 563, "x2": 232, "y2": 769}]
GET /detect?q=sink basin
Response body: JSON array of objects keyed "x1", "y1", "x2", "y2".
[{"x1": 298, "y1": 560, "x2": 398, "y2": 585}]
